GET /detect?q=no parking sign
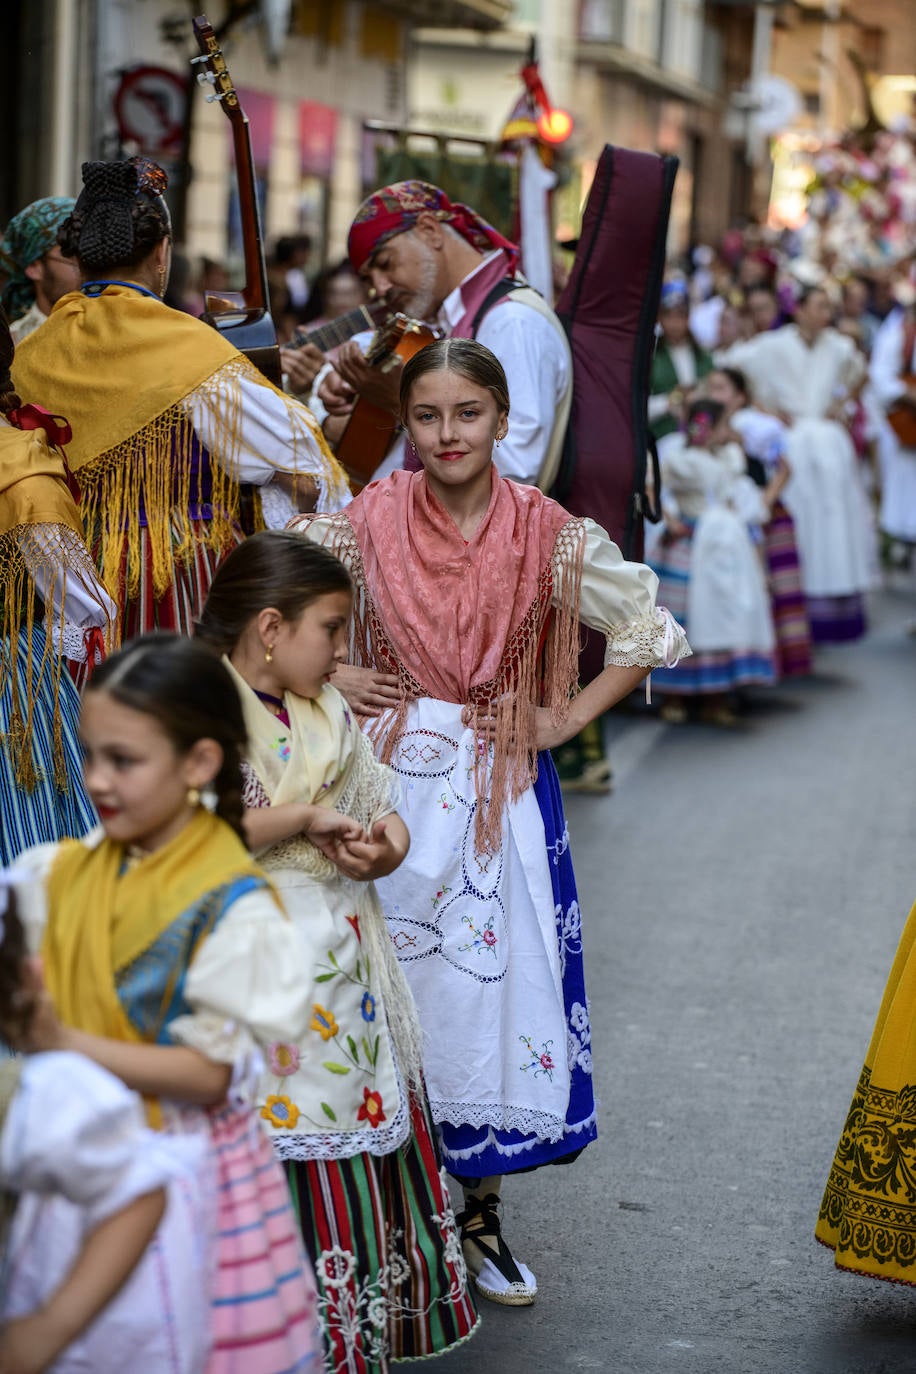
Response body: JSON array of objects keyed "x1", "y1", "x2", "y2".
[{"x1": 114, "y1": 65, "x2": 188, "y2": 157}]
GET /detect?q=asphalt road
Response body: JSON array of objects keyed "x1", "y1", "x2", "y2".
[{"x1": 440, "y1": 583, "x2": 916, "y2": 1374}]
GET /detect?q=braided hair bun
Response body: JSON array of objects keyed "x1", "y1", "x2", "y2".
[{"x1": 59, "y1": 158, "x2": 171, "y2": 273}]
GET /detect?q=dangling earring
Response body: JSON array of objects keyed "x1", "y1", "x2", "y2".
[
  {"x1": 158, "y1": 264, "x2": 167, "y2": 298},
  {"x1": 265, "y1": 645, "x2": 274, "y2": 664},
  {"x1": 187, "y1": 786, "x2": 201, "y2": 807},
  {"x1": 200, "y1": 785, "x2": 218, "y2": 813}
]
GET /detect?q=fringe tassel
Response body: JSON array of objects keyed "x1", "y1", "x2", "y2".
[
  {"x1": 1, "y1": 524, "x2": 116, "y2": 791},
  {"x1": 322, "y1": 515, "x2": 588, "y2": 856},
  {"x1": 75, "y1": 357, "x2": 349, "y2": 602}
]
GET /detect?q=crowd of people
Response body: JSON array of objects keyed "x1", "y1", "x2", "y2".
[
  {"x1": 644, "y1": 126, "x2": 916, "y2": 723},
  {"x1": 0, "y1": 154, "x2": 687, "y2": 1374},
  {"x1": 0, "y1": 108, "x2": 914, "y2": 1369}
]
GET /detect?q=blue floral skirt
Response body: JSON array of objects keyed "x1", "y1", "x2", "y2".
[{"x1": 439, "y1": 752, "x2": 597, "y2": 1179}]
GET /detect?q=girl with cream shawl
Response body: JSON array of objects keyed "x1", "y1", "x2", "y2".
[
  {"x1": 6, "y1": 635, "x2": 323, "y2": 1374},
  {"x1": 11, "y1": 158, "x2": 350, "y2": 642},
  {"x1": 0, "y1": 305, "x2": 114, "y2": 863},
  {"x1": 197, "y1": 531, "x2": 478, "y2": 1374},
  {"x1": 294, "y1": 338, "x2": 690, "y2": 1307}
]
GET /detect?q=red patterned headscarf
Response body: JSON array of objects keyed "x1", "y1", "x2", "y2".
[{"x1": 348, "y1": 181, "x2": 518, "y2": 273}]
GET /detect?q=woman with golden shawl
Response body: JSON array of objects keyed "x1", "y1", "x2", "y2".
[
  {"x1": 0, "y1": 306, "x2": 113, "y2": 862},
  {"x1": 296, "y1": 338, "x2": 690, "y2": 1307},
  {"x1": 817, "y1": 897, "x2": 916, "y2": 1286},
  {"x1": 12, "y1": 157, "x2": 349, "y2": 640}
]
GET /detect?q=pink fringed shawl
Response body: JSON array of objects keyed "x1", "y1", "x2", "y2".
[{"x1": 316, "y1": 469, "x2": 586, "y2": 853}]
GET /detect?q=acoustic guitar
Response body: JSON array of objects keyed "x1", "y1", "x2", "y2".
[
  {"x1": 335, "y1": 313, "x2": 436, "y2": 492},
  {"x1": 191, "y1": 15, "x2": 281, "y2": 386},
  {"x1": 287, "y1": 302, "x2": 386, "y2": 355}
]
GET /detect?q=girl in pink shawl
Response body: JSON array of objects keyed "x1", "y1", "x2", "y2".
[{"x1": 293, "y1": 339, "x2": 689, "y2": 1307}]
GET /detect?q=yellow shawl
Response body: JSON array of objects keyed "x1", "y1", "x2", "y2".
[
  {"x1": 43, "y1": 809, "x2": 268, "y2": 1123},
  {"x1": 0, "y1": 421, "x2": 109, "y2": 788},
  {"x1": 11, "y1": 286, "x2": 348, "y2": 598}
]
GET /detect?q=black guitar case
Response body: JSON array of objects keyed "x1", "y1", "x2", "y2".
[{"x1": 553, "y1": 145, "x2": 679, "y2": 564}]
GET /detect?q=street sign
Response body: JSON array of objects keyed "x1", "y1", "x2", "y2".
[{"x1": 113, "y1": 65, "x2": 188, "y2": 157}]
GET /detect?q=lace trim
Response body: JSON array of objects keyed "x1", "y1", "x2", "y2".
[
  {"x1": 49, "y1": 621, "x2": 90, "y2": 662},
  {"x1": 441, "y1": 1107, "x2": 598, "y2": 1162},
  {"x1": 428, "y1": 1098, "x2": 567, "y2": 1143},
  {"x1": 604, "y1": 605, "x2": 691, "y2": 669},
  {"x1": 258, "y1": 480, "x2": 297, "y2": 530},
  {"x1": 267, "y1": 1086, "x2": 411, "y2": 1162}
]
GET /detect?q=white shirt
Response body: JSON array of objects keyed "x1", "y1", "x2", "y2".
[
  {"x1": 722, "y1": 325, "x2": 865, "y2": 420},
  {"x1": 870, "y1": 309, "x2": 916, "y2": 410}
]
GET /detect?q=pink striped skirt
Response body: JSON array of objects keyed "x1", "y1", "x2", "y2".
[{"x1": 208, "y1": 1105, "x2": 322, "y2": 1374}]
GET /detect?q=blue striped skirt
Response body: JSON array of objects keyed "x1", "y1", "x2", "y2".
[{"x1": 0, "y1": 627, "x2": 96, "y2": 865}]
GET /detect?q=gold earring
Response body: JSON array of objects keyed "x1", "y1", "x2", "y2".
[
  {"x1": 158, "y1": 265, "x2": 167, "y2": 297},
  {"x1": 187, "y1": 786, "x2": 201, "y2": 807},
  {"x1": 265, "y1": 646, "x2": 273, "y2": 664}
]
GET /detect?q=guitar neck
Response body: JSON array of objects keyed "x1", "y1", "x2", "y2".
[
  {"x1": 289, "y1": 306, "x2": 381, "y2": 353},
  {"x1": 231, "y1": 113, "x2": 269, "y2": 313}
]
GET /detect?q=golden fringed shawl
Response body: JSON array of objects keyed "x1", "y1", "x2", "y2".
[
  {"x1": 303, "y1": 469, "x2": 586, "y2": 853},
  {"x1": 0, "y1": 422, "x2": 110, "y2": 790},
  {"x1": 42, "y1": 810, "x2": 270, "y2": 1126},
  {"x1": 11, "y1": 286, "x2": 348, "y2": 599}
]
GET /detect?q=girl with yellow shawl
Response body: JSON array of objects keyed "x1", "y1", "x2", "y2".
[
  {"x1": 8, "y1": 635, "x2": 323, "y2": 1373},
  {"x1": 0, "y1": 305, "x2": 113, "y2": 862},
  {"x1": 197, "y1": 532, "x2": 478, "y2": 1374},
  {"x1": 11, "y1": 157, "x2": 350, "y2": 642}
]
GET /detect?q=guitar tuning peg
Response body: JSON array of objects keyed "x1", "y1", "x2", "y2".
[{"x1": 195, "y1": 71, "x2": 216, "y2": 90}]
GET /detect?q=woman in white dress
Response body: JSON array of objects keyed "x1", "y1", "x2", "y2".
[
  {"x1": 870, "y1": 305, "x2": 916, "y2": 551},
  {"x1": 723, "y1": 286, "x2": 871, "y2": 642}
]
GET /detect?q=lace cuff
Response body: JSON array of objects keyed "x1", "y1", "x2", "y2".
[{"x1": 604, "y1": 606, "x2": 691, "y2": 669}]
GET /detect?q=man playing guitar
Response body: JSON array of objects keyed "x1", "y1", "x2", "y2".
[{"x1": 317, "y1": 181, "x2": 571, "y2": 491}]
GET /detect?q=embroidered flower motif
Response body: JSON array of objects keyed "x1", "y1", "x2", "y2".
[
  {"x1": 458, "y1": 912, "x2": 499, "y2": 956},
  {"x1": 267, "y1": 1041, "x2": 300, "y2": 1077},
  {"x1": 570, "y1": 1001, "x2": 589, "y2": 1033},
  {"x1": 431, "y1": 885, "x2": 452, "y2": 909},
  {"x1": 438, "y1": 792, "x2": 455, "y2": 813},
  {"x1": 346, "y1": 913, "x2": 362, "y2": 943},
  {"x1": 367, "y1": 1296, "x2": 388, "y2": 1329},
  {"x1": 357, "y1": 1087, "x2": 387, "y2": 1128},
  {"x1": 273, "y1": 735, "x2": 291, "y2": 763},
  {"x1": 310, "y1": 1003, "x2": 339, "y2": 1041},
  {"x1": 519, "y1": 1035, "x2": 556, "y2": 1081},
  {"x1": 361, "y1": 992, "x2": 377, "y2": 1022},
  {"x1": 577, "y1": 1047, "x2": 593, "y2": 1074},
  {"x1": 320, "y1": 1245, "x2": 357, "y2": 1287},
  {"x1": 260, "y1": 1094, "x2": 300, "y2": 1129}
]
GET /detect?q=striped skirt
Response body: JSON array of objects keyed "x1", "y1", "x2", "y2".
[
  {"x1": 807, "y1": 593, "x2": 867, "y2": 644},
  {"x1": 649, "y1": 528, "x2": 777, "y2": 695},
  {"x1": 113, "y1": 517, "x2": 246, "y2": 641},
  {"x1": 208, "y1": 1105, "x2": 323, "y2": 1374},
  {"x1": 763, "y1": 503, "x2": 812, "y2": 678},
  {"x1": 286, "y1": 1095, "x2": 478, "y2": 1374},
  {"x1": 0, "y1": 627, "x2": 96, "y2": 865}
]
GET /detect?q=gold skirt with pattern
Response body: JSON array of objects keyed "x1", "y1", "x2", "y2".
[{"x1": 817, "y1": 901, "x2": 916, "y2": 1284}]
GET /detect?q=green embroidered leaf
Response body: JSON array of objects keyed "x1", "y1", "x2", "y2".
[
  {"x1": 346, "y1": 1035, "x2": 359, "y2": 1062},
  {"x1": 355, "y1": 959, "x2": 363, "y2": 982},
  {"x1": 367, "y1": 1035, "x2": 379, "y2": 1066},
  {"x1": 327, "y1": 950, "x2": 341, "y2": 969},
  {"x1": 314, "y1": 972, "x2": 337, "y2": 983},
  {"x1": 320, "y1": 1102, "x2": 338, "y2": 1122},
  {"x1": 322, "y1": 1061, "x2": 351, "y2": 1075}
]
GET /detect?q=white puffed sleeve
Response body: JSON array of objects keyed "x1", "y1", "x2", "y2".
[
  {"x1": 0, "y1": 1053, "x2": 199, "y2": 1227},
  {"x1": 167, "y1": 888, "x2": 311, "y2": 1073},
  {"x1": 565, "y1": 519, "x2": 691, "y2": 669},
  {"x1": 185, "y1": 367, "x2": 350, "y2": 513}
]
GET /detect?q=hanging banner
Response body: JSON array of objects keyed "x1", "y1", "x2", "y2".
[{"x1": 299, "y1": 101, "x2": 338, "y2": 178}]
